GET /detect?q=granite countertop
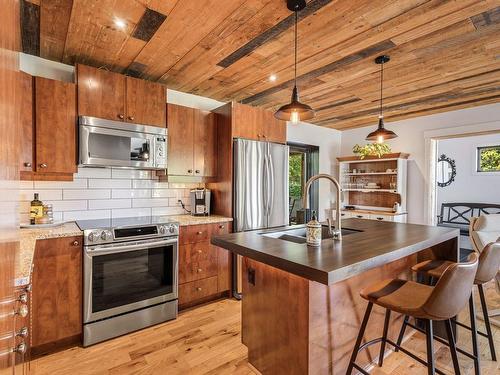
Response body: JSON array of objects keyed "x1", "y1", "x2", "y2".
[
  {"x1": 211, "y1": 218, "x2": 460, "y2": 285},
  {"x1": 167, "y1": 214, "x2": 233, "y2": 226},
  {"x1": 16, "y1": 215, "x2": 233, "y2": 286},
  {"x1": 16, "y1": 222, "x2": 82, "y2": 286}
]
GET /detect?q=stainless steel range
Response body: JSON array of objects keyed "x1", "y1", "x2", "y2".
[{"x1": 76, "y1": 216, "x2": 179, "y2": 346}]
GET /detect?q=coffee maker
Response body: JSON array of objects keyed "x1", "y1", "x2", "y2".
[{"x1": 189, "y1": 188, "x2": 211, "y2": 216}]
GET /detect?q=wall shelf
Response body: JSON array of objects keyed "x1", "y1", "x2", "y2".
[
  {"x1": 342, "y1": 188, "x2": 398, "y2": 193},
  {"x1": 344, "y1": 172, "x2": 397, "y2": 176}
]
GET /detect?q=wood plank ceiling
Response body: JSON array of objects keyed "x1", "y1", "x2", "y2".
[{"x1": 22, "y1": 0, "x2": 500, "y2": 130}]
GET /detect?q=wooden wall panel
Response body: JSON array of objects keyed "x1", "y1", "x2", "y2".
[{"x1": 0, "y1": 0, "x2": 21, "y2": 371}]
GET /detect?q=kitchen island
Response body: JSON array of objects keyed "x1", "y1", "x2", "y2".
[{"x1": 211, "y1": 218, "x2": 460, "y2": 375}]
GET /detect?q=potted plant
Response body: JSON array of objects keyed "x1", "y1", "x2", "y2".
[{"x1": 352, "y1": 143, "x2": 391, "y2": 159}]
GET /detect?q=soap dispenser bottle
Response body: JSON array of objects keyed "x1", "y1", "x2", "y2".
[{"x1": 306, "y1": 211, "x2": 322, "y2": 246}]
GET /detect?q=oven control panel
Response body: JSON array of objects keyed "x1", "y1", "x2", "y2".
[{"x1": 83, "y1": 222, "x2": 179, "y2": 245}]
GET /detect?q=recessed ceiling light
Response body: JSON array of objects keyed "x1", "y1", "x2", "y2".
[
  {"x1": 269, "y1": 74, "x2": 277, "y2": 82},
  {"x1": 114, "y1": 18, "x2": 126, "y2": 29}
]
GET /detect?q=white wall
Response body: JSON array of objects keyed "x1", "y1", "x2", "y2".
[
  {"x1": 287, "y1": 121, "x2": 342, "y2": 221},
  {"x1": 437, "y1": 133, "x2": 500, "y2": 208},
  {"x1": 340, "y1": 103, "x2": 500, "y2": 224}
]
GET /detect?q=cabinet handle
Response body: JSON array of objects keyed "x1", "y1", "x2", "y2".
[
  {"x1": 196, "y1": 287, "x2": 202, "y2": 291},
  {"x1": 13, "y1": 343, "x2": 27, "y2": 355},
  {"x1": 197, "y1": 268, "x2": 202, "y2": 273},
  {"x1": 188, "y1": 169, "x2": 192, "y2": 174},
  {"x1": 23, "y1": 162, "x2": 32, "y2": 167},
  {"x1": 197, "y1": 231, "x2": 203, "y2": 235},
  {"x1": 16, "y1": 327, "x2": 28, "y2": 338},
  {"x1": 118, "y1": 114, "x2": 124, "y2": 119},
  {"x1": 128, "y1": 116, "x2": 135, "y2": 121},
  {"x1": 197, "y1": 249, "x2": 202, "y2": 254},
  {"x1": 73, "y1": 240, "x2": 79, "y2": 246},
  {"x1": 376, "y1": 217, "x2": 384, "y2": 221},
  {"x1": 356, "y1": 215, "x2": 363, "y2": 218},
  {"x1": 39, "y1": 163, "x2": 47, "y2": 168},
  {"x1": 195, "y1": 170, "x2": 200, "y2": 174},
  {"x1": 18, "y1": 293, "x2": 28, "y2": 304},
  {"x1": 219, "y1": 225, "x2": 225, "y2": 229},
  {"x1": 16, "y1": 304, "x2": 28, "y2": 318}
]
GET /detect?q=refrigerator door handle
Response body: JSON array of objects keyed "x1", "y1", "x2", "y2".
[
  {"x1": 263, "y1": 148, "x2": 269, "y2": 216},
  {"x1": 267, "y1": 148, "x2": 275, "y2": 218}
]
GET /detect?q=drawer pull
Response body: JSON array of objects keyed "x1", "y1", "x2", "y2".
[
  {"x1": 197, "y1": 231, "x2": 203, "y2": 235},
  {"x1": 118, "y1": 114, "x2": 124, "y2": 119},
  {"x1": 197, "y1": 268, "x2": 202, "y2": 273},
  {"x1": 356, "y1": 215, "x2": 363, "y2": 218},
  {"x1": 13, "y1": 343, "x2": 27, "y2": 355},
  {"x1": 39, "y1": 163, "x2": 47, "y2": 168},
  {"x1": 16, "y1": 304, "x2": 28, "y2": 318},
  {"x1": 128, "y1": 116, "x2": 135, "y2": 121},
  {"x1": 188, "y1": 169, "x2": 193, "y2": 174},
  {"x1": 219, "y1": 225, "x2": 225, "y2": 229},
  {"x1": 73, "y1": 240, "x2": 79, "y2": 246},
  {"x1": 24, "y1": 162, "x2": 32, "y2": 167},
  {"x1": 196, "y1": 287, "x2": 202, "y2": 291},
  {"x1": 197, "y1": 249, "x2": 202, "y2": 254},
  {"x1": 376, "y1": 217, "x2": 384, "y2": 220},
  {"x1": 16, "y1": 327, "x2": 28, "y2": 338},
  {"x1": 18, "y1": 293, "x2": 28, "y2": 304},
  {"x1": 195, "y1": 170, "x2": 200, "y2": 174}
]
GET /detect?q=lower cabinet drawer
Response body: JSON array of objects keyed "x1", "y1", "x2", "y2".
[
  {"x1": 179, "y1": 257, "x2": 218, "y2": 284},
  {"x1": 179, "y1": 276, "x2": 218, "y2": 306}
]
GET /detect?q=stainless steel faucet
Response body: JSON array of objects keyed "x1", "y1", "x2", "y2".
[{"x1": 302, "y1": 174, "x2": 342, "y2": 240}]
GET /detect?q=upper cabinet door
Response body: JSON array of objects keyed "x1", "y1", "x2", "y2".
[
  {"x1": 167, "y1": 104, "x2": 194, "y2": 176},
  {"x1": 232, "y1": 103, "x2": 261, "y2": 141},
  {"x1": 194, "y1": 110, "x2": 217, "y2": 177},
  {"x1": 125, "y1": 77, "x2": 166, "y2": 127},
  {"x1": 19, "y1": 71, "x2": 34, "y2": 173},
  {"x1": 262, "y1": 114, "x2": 286, "y2": 144},
  {"x1": 77, "y1": 64, "x2": 125, "y2": 121},
  {"x1": 35, "y1": 77, "x2": 77, "y2": 174}
]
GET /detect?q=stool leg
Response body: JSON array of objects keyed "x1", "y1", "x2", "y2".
[
  {"x1": 478, "y1": 284, "x2": 497, "y2": 361},
  {"x1": 444, "y1": 319, "x2": 461, "y2": 375},
  {"x1": 379, "y1": 309, "x2": 391, "y2": 367},
  {"x1": 395, "y1": 315, "x2": 409, "y2": 352},
  {"x1": 469, "y1": 294, "x2": 481, "y2": 375},
  {"x1": 425, "y1": 319, "x2": 435, "y2": 375},
  {"x1": 347, "y1": 302, "x2": 373, "y2": 375}
]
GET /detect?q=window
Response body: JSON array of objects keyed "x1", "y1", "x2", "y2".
[{"x1": 477, "y1": 145, "x2": 500, "y2": 172}]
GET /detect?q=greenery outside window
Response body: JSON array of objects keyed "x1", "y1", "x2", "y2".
[{"x1": 477, "y1": 145, "x2": 500, "y2": 172}]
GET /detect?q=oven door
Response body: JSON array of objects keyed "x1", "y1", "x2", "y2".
[
  {"x1": 80, "y1": 124, "x2": 156, "y2": 169},
  {"x1": 84, "y1": 238, "x2": 178, "y2": 323}
]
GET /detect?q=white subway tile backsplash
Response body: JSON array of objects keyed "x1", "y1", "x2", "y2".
[
  {"x1": 112, "y1": 208, "x2": 151, "y2": 218},
  {"x1": 88, "y1": 199, "x2": 131, "y2": 210},
  {"x1": 151, "y1": 189, "x2": 184, "y2": 198},
  {"x1": 45, "y1": 200, "x2": 88, "y2": 211},
  {"x1": 34, "y1": 179, "x2": 88, "y2": 190},
  {"x1": 111, "y1": 169, "x2": 152, "y2": 179},
  {"x1": 18, "y1": 168, "x2": 205, "y2": 221},
  {"x1": 64, "y1": 189, "x2": 111, "y2": 200},
  {"x1": 89, "y1": 179, "x2": 132, "y2": 189},
  {"x1": 63, "y1": 210, "x2": 111, "y2": 221},
  {"x1": 132, "y1": 198, "x2": 170, "y2": 208},
  {"x1": 76, "y1": 168, "x2": 111, "y2": 179},
  {"x1": 111, "y1": 189, "x2": 151, "y2": 199},
  {"x1": 151, "y1": 206, "x2": 185, "y2": 216},
  {"x1": 20, "y1": 189, "x2": 63, "y2": 201}
]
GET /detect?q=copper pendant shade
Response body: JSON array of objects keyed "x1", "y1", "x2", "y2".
[
  {"x1": 274, "y1": 1, "x2": 314, "y2": 123},
  {"x1": 366, "y1": 55, "x2": 397, "y2": 143}
]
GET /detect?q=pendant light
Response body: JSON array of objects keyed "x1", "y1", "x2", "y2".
[
  {"x1": 274, "y1": 0, "x2": 314, "y2": 124},
  {"x1": 366, "y1": 55, "x2": 397, "y2": 143}
]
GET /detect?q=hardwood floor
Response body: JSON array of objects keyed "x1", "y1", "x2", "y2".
[{"x1": 31, "y1": 284, "x2": 499, "y2": 375}]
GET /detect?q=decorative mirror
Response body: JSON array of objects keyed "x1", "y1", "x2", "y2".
[{"x1": 437, "y1": 154, "x2": 456, "y2": 187}]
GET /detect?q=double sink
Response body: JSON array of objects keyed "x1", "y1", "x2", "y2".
[{"x1": 261, "y1": 225, "x2": 362, "y2": 244}]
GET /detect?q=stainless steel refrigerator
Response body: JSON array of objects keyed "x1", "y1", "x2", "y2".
[{"x1": 233, "y1": 138, "x2": 289, "y2": 295}]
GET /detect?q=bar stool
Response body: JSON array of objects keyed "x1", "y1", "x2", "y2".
[
  {"x1": 347, "y1": 254, "x2": 478, "y2": 375},
  {"x1": 400, "y1": 241, "x2": 500, "y2": 373}
]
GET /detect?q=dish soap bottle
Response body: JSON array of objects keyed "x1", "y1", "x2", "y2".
[
  {"x1": 306, "y1": 211, "x2": 322, "y2": 246},
  {"x1": 30, "y1": 193, "x2": 43, "y2": 225}
]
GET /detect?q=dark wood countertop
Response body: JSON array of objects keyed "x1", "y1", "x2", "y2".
[{"x1": 211, "y1": 219, "x2": 459, "y2": 285}]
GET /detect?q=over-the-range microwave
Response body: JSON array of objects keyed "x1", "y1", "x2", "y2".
[{"x1": 79, "y1": 116, "x2": 167, "y2": 170}]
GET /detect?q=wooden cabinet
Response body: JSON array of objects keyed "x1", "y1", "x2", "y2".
[
  {"x1": 77, "y1": 64, "x2": 166, "y2": 127},
  {"x1": 35, "y1": 77, "x2": 77, "y2": 176},
  {"x1": 19, "y1": 72, "x2": 34, "y2": 176},
  {"x1": 20, "y1": 75, "x2": 77, "y2": 180},
  {"x1": 232, "y1": 102, "x2": 286, "y2": 143},
  {"x1": 126, "y1": 76, "x2": 166, "y2": 127},
  {"x1": 167, "y1": 104, "x2": 217, "y2": 177},
  {"x1": 77, "y1": 64, "x2": 125, "y2": 122},
  {"x1": 178, "y1": 222, "x2": 231, "y2": 308},
  {"x1": 31, "y1": 236, "x2": 82, "y2": 354}
]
